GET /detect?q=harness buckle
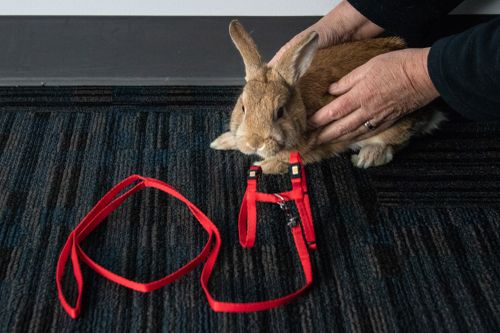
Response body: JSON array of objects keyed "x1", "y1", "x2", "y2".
[
  {"x1": 289, "y1": 163, "x2": 301, "y2": 179},
  {"x1": 247, "y1": 166, "x2": 261, "y2": 180},
  {"x1": 274, "y1": 194, "x2": 298, "y2": 228}
]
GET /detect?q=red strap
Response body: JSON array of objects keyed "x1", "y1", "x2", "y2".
[
  {"x1": 290, "y1": 152, "x2": 316, "y2": 250},
  {"x1": 238, "y1": 152, "x2": 316, "y2": 250},
  {"x1": 170, "y1": 154, "x2": 315, "y2": 311},
  {"x1": 228, "y1": 152, "x2": 316, "y2": 311},
  {"x1": 238, "y1": 166, "x2": 259, "y2": 248},
  {"x1": 56, "y1": 175, "x2": 219, "y2": 318},
  {"x1": 201, "y1": 224, "x2": 312, "y2": 312},
  {"x1": 57, "y1": 152, "x2": 316, "y2": 318}
]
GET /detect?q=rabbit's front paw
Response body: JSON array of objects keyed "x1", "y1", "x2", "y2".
[
  {"x1": 351, "y1": 145, "x2": 394, "y2": 169},
  {"x1": 256, "y1": 159, "x2": 288, "y2": 174},
  {"x1": 210, "y1": 132, "x2": 237, "y2": 150}
]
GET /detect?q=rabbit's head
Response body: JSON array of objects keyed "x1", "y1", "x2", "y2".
[{"x1": 211, "y1": 20, "x2": 319, "y2": 159}]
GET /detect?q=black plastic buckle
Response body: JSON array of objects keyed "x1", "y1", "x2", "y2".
[{"x1": 289, "y1": 163, "x2": 301, "y2": 179}]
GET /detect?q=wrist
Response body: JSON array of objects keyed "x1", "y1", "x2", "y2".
[
  {"x1": 405, "y1": 48, "x2": 440, "y2": 101},
  {"x1": 344, "y1": 1, "x2": 384, "y2": 41}
]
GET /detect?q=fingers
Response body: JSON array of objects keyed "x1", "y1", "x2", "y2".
[
  {"x1": 308, "y1": 94, "x2": 360, "y2": 128},
  {"x1": 308, "y1": 65, "x2": 369, "y2": 128},
  {"x1": 335, "y1": 118, "x2": 396, "y2": 143},
  {"x1": 328, "y1": 65, "x2": 365, "y2": 95},
  {"x1": 316, "y1": 106, "x2": 399, "y2": 144},
  {"x1": 316, "y1": 105, "x2": 392, "y2": 143},
  {"x1": 308, "y1": 49, "x2": 435, "y2": 146},
  {"x1": 316, "y1": 108, "x2": 365, "y2": 143}
]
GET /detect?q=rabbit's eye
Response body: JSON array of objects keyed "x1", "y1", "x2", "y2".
[
  {"x1": 276, "y1": 107, "x2": 285, "y2": 119},
  {"x1": 241, "y1": 105, "x2": 245, "y2": 113}
]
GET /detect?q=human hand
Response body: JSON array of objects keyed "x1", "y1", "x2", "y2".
[
  {"x1": 269, "y1": 1, "x2": 383, "y2": 66},
  {"x1": 309, "y1": 47, "x2": 440, "y2": 144}
]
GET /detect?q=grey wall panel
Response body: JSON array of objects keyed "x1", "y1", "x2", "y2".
[
  {"x1": 0, "y1": 16, "x2": 317, "y2": 86},
  {"x1": 0, "y1": 16, "x2": 494, "y2": 86}
]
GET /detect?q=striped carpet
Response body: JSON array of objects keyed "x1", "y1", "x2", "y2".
[{"x1": 0, "y1": 86, "x2": 499, "y2": 332}]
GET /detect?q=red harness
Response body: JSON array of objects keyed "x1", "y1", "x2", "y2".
[{"x1": 56, "y1": 152, "x2": 316, "y2": 318}]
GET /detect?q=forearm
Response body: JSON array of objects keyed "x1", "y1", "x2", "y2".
[
  {"x1": 347, "y1": 0, "x2": 465, "y2": 40},
  {"x1": 428, "y1": 17, "x2": 500, "y2": 120}
]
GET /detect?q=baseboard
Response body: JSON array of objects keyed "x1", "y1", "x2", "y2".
[{"x1": 0, "y1": 15, "x2": 495, "y2": 86}]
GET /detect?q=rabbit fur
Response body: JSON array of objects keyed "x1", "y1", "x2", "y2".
[{"x1": 211, "y1": 20, "x2": 445, "y2": 174}]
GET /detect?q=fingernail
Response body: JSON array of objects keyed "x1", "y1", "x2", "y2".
[
  {"x1": 317, "y1": 134, "x2": 326, "y2": 144},
  {"x1": 307, "y1": 119, "x2": 318, "y2": 128},
  {"x1": 328, "y1": 83, "x2": 337, "y2": 94}
]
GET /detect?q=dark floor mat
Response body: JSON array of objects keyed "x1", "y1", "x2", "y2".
[{"x1": 0, "y1": 86, "x2": 499, "y2": 332}]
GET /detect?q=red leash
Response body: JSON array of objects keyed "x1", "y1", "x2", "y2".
[{"x1": 56, "y1": 152, "x2": 316, "y2": 318}]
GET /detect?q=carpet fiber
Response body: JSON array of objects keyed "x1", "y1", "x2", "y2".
[{"x1": 0, "y1": 86, "x2": 499, "y2": 332}]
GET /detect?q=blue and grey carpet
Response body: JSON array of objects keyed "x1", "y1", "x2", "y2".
[{"x1": 0, "y1": 86, "x2": 499, "y2": 332}]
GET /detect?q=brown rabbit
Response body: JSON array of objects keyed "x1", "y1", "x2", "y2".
[{"x1": 211, "y1": 20, "x2": 445, "y2": 174}]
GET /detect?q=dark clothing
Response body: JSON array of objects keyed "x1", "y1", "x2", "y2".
[
  {"x1": 429, "y1": 19, "x2": 500, "y2": 120},
  {"x1": 348, "y1": 0, "x2": 500, "y2": 120}
]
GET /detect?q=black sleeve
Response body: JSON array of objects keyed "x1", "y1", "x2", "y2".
[
  {"x1": 428, "y1": 18, "x2": 500, "y2": 120},
  {"x1": 347, "y1": 0, "x2": 465, "y2": 40}
]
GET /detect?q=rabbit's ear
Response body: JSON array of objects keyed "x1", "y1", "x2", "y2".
[
  {"x1": 229, "y1": 20, "x2": 263, "y2": 81},
  {"x1": 273, "y1": 31, "x2": 319, "y2": 86}
]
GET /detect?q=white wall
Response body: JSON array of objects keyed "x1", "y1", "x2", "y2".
[{"x1": 0, "y1": 0, "x2": 498, "y2": 16}]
